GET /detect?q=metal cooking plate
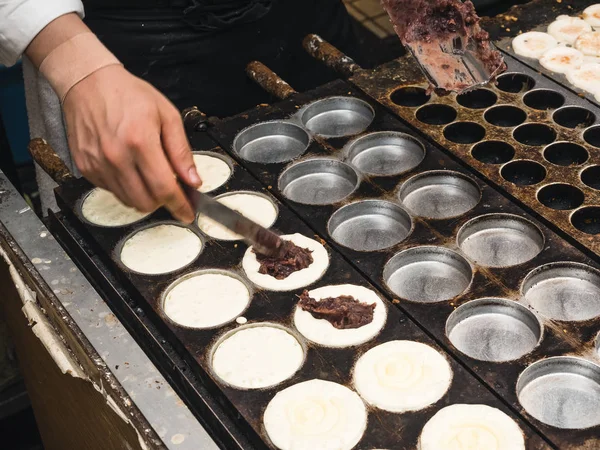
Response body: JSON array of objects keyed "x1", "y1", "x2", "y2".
[
  {"x1": 279, "y1": 159, "x2": 359, "y2": 205},
  {"x1": 345, "y1": 131, "x2": 425, "y2": 176},
  {"x1": 233, "y1": 121, "x2": 310, "y2": 164},
  {"x1": 446, "y1": 298, "x2": 542, "y2": 362},
  {"x1": 399, "y1": 171, "x2": 481, "y2": 219},
  {"x1": 300, "y1": 96, "x2": 374, "y2": 138},
  {"x1": 328, "y1": 200, "x2": 412, "y2": 252},
  {"x1": 457, "y1": 214, "x2": 544, "y2": 268},
  {"x1": 383, "y1": 246, "x2": 472, "y2": 303},
  {"x1": 518, "y1": 357, "x2": 600, "y2": 429},
  {"x1": 522, "y1": 262, "x2": 600, "y2": 322}
]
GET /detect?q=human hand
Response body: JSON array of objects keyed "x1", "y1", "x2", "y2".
[{"x1": 62, "y1": 64, "x2": 201, "y2": 223}]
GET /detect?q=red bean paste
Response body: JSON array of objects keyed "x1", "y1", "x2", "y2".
[
  {"x1": 254, "y1": 240, "x2": 313, "y2": 280},
  {"x1": 298, "y1": 290, "x2": 376, "y2": 330}
]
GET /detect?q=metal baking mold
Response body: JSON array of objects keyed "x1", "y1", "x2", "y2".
[
  {"x1": 456, "y1": 88, "x2": 497, "y2": 109},
  {"x1": 192, "y1": 151, "x2": 235, "y2": 194},
  {"x1": 383, "y1": 246, "x2": 472, "y2": 303},
  {"x1": 279, "y1": 158, "x2": 360, "y2": 205},
  {"x1": 552, "y1": 106, "x2": 596, "y2": 130},
  {"x1": 446, "y1": 298, "x2": 542, "y2": 362},
  {"x1": 415, "y1": 104, "x2": 457, "y2": 125},
  {"x1": 471, "y1": 141, "x2": 515, "y2": 165},
  {"x1": 522, "y1": 262, "x2": 600, "y2": 322},
  {"x1": 484, "y1": 105, "x2": 527, "y2": 128},
  {"x1": 543, "y1": 142, "x2": 589, "y2": 167},
  {"x1": 327, "y1": 200, "x2": 412, "y2": 252},
  {"x1": 495, "y1": 72, "x2": 535, "y2": 94},
  {"x1": 443, "y1": 121, "x2": 486, "y2": 144},
  {"x1": 581, "y1": 166, "x2": 600, "y2": 191},
  {"x1": 299, "y1": 96, "x2": 374, "y2": 138},
  {"x1": 344, "y1": 131, "x2": 425, "y2": 177},
  {"x1": 537, "y1": 183, "x2": 585, "y2": 211},
  {"x1": 571, "y1": 206, "x2": 600, "y2": 235},
  {"x1": 398, "y1": 170, "x2": 481, "y2": 219},
  {"x1": 522, "y1": 89, "x2": 565, "y2": 111},
  {"x1": 517, "y1": 356, "x2": 600, "y2": 429},
  {"x1": 457, "y1": 214, "x2": 544, "y2": 268},
  {"x1": 500, "y1": 160, "x2": 547, "y2": 186},
  {"x1": 232, "y1": 121, "x2": 310, "y2": 164}
]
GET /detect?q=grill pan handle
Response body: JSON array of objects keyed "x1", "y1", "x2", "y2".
[
  {"x1": 303, "y1": 34, "x2": 361, "y2": 78},
  {"x1": 28, "y1": 138, "x2": 75, "y2": 185},
  {"x1": 246, "y1": 61, "x2": 297, "y2": 100}
]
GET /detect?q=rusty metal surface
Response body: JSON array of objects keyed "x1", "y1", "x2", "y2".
[
  {"x1": 207, "y1": 78, "x2": 600, "y2": 449},
  {"x1": 246, "y1": 61, "x2": 297, "y2": 100},
  {"x1": 303, "y1": 34, "x2": 360, "y2": 79},
  {"x1": 28, "y1": 138, "x2": 74, "y2": 185}
]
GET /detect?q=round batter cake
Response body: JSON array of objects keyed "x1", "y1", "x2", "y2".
[
  {"x1": 120, "y1": 224, "x2": 202, "y2": 275},
  {"x1": 264, "y1": 379, "x2": 367, "y2": 450},
  {"x1": 197, "y1": 191, "x2": 278, "y2": 240},
  {"x1": 163, "y1": 271, "x2": 250, "y2": 328},
  {"x1": 353, "y1": 340, "x2": 452, "y2": 413},
  {"x1": 211, "y1": 325, "x2": 304, "y2": 389},
  {"x1": 512, "y1": 32, "x2": 557, "y2": 59},
  {"x1": 294, "y1": 284, "x2": 387, "y2": 348},
  {"x1": 193, "y1": 153, "x2": 232, "y2": 193},
  {"x1": 81, "y1": 187, "x2": 150, "y2": 227},
  {"x1": 242, "y1": 233, "x2": 329, "y2": 291},
  {"x1": 419, "y1": 404, "x2": 525, "y2": 450},
  {"x1": 547, "y1": 16, "x2": 591, "y2": 45}
]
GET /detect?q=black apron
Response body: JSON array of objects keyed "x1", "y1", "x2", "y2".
[{"x1": 83, "y1": 0, "x2": 357, "y2": 117}]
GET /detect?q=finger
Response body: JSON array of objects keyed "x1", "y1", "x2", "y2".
[
  {"x1": 159, "y1": 106, "x2": 202, "y2": 189},
  {"x1": 115, "y1": 166, "x2": 158, "y2": 213}
]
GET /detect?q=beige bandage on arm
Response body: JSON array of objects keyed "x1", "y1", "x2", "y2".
[{"x1": 39, "y1": 32, "x2": 123, "y2": 104}]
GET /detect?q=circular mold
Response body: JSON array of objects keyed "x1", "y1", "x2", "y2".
[
  {"x1": 233, "y1": 121, "x2": 310, "y2": 164},
  {"x1": 416, "y1": 104, "x2": 458, "y2": 125},
  {"x1": 328, "y1": 200, "x2": 412, "y2": 252},
  {"x1": 390, "y1": 86, "x2": 431, "y2": 107},
  {"x1": 210, "y1": 323, "x2": 305, "y2": 390},
  {"x1": 443, "y1": 122, "x2": 486, "y2": 144},
  {"x1": 544, "y1": 142, "x2": 589, "y2": 166},
  {"x1": 345, "y1": 131, "x2": 425, "y2": 177},
  {"x1": 495, "y1": 73, "x2": 536, "y2": 93},
  {"x1": 457, "y1": 214, "x2": 544, "y2": 268},
  {"x1": 523, "y1": 89, "x2": 565, "y2": 110},
  {"x1": 300, "y1": 97, "x2": 374, "y2": 138},
  {"x1": 517, "y1": 357, "x2": 600, "y2": 429},
  {"x1": 162, "y1": 269, "x2": 251, "y2": 329},
  {"x1": 456, "y1": 89, "x2": 497, "y2": 109},
  {"x1": 537, "y1": 184, "x2": 585, "y2": 210},
  {"x1": 484, "y1": 105, "x2": 527, "y2": 127},
  {"x1": 584, "y1": 125, "x2": 600, "y2": 148},
  {"x1": 279, "y1": 159, "x2": 359, "y2": 205},
  {"x1": 471, "y1": 141, "x2": 515, "y2": 165},
  {"x1": 399, "y1": 171, "x2": 481, "y2": 219},
  {"x1": 192, "y1": 151, "x2": 233, "y2": 193},
  {"x1": 572, "y1": 207, "x2": 600, "y2": 235},
  {"x1": 446, "y1": 298, "x2": 542, "y2": 362},
  {"x1": 79, "y1": 187, "x2": 151, "y2": 228},
  {"x1": 582, "y1": 166, "x2": 600, "y2": 190},
  {"x1": 501, "y1": 160, "x2": 547, "y2": 186},
  {"x1": 383, "y1": 246, "x2": 472, "y2": 303},
  {"x1": 513, "y1": 123, "x2": 557, "y2": 146},
  {"x1": 522, "y1": 262, "x2": 600, "y2": 321},
  {"x1": 553, "y1": 106, "x2": 596, "y2": 129}
]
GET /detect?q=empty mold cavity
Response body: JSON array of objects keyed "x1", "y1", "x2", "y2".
[
  {"x1": 446, "y1": 298, "x2": 542, "y2": 362},
  {"x1": 279, "y1": 159, "x2": 359, "y2": 205},
  {"x1": 523, "y1": 89, "x2": 565, "y2": 110},
  {"x1": 456, "y1": 88, "x2": 497, "y2": 109},
  {"x1": 582, "y1": 166, "x2": 600, "y2": 190},
  {"x1": 416, "y1": 104, "x2": 457, "y2": 125},
  {"x1": 501, "y1": 160, "x2": 547, "y2": 186},
  {"x1": 495, "y1": 73, "x2": 536, "y2": 93},
  {"x1": 443, "y1": 122, "x2": 486, "y2": 144},
  {"x1": 233, "y1": 121, "x2": 310, "y2": 164},
  {"x1": 457, "y1": 214, "x2": 544, "y2": 268},
  {"x1": 537, "y1": 184, "x2": 585, "y2": 210},
  {"x1": 544, "y1": 142, "x2": 589, "y2": 166},
  {"x1": 484, "y1": 105, "x2": 527, "y2": 127},
  {"x1": 390, "y1": 86, "x2": 431, "y2": 107},
  {"x1": 571, "y1": 206, "x2": 600, "y2": 235},
  {"x1": 517, "y1": 357, "x2": 600, "y2": 429},
  {"x1": 328, "y1": 200, "x2": 412, "y2": 252},
  {"x1": 383, "y1": 246, "x2": 472, "y2": 303},
  {"x1": 471, "y1": 141, "x2": 515, "y2": 164},
  {"x1": 345, "y1": 131, "x2": 425, "y2": 177},
  {"x1": 301, "y1": 97, "x2": 374, "y2": 138},
  {"x1": 399, "y1": 171, "x2": 481, "y2": 219},
  {"x1": 522, "y1": 262, "x2": 600, "y2": 322},
  {"x1": 553, "y1": 106, "x2": 596, "y2": 129},
  {"x1": 513, "y1": 123, "x2": 557, "y2": 146},
  {"x1": 584, "y1": 125, "x2": 600, "y2": 148}
]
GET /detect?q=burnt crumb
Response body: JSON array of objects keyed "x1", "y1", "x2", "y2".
[
  {"x1": 298, "y1": 290, "x2": 376, "y2": 330},
  {"x1": 254, "y1": 240, "x2": 313, "y2": 280}
]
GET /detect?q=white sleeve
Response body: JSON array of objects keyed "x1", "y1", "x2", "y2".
[{"x1": 0, "y1": 0, "x2": 85, "y2": 67}]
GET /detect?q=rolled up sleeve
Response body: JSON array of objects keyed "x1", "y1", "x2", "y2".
[{"x1": 0, "y1": 0, "x2": 84, "y2": 66}]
